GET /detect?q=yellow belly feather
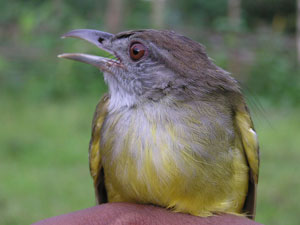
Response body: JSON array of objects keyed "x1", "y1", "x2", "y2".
[{"x1": 101, "y1": 120, "x2": 249, "y2": 216}]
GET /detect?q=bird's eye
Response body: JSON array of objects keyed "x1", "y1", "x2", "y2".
[{"x1": 129, "y1": 42, "x2": 146, "y2": 61}]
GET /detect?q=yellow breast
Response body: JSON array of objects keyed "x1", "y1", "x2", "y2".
[{"x1": 100, "y1": 106, "x2": 249, "y2": 216}]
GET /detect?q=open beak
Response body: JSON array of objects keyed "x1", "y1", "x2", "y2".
[{"x1": 58, "y1": 29, "x2": 120, "y2": 72}]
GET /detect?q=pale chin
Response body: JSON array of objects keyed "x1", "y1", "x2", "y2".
[{"x1": 103, "y1": 72, "x2": 140, "y2": 112}]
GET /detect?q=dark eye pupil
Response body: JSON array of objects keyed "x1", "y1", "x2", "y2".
[{"x1": 133, "y1": 48, "x2": 139, "y2": 55}]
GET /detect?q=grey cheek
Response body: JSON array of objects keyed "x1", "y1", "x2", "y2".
[{"x1": 131, "y1": 79, "x2": 144, "y2": 95}]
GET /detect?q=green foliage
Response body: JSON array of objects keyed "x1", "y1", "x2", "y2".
[
  {"x1": 0, "y1": 98, "x2": 97, "y2": 225},
  {"x1": 125, "y1": 0, "x2": 152, "y2": 28},
  {"x1": 246, "y1": 37, "x2": 300, "y2": 106},
  {"x1": 170, "y1": 0, "x2": 228, "y2": 28},
  {"x1": 254, "y1": 109, "x2": 300, "y2": 225},
  {"x1": 242, "y1": 0, "x2": 296, "y2": 32}
]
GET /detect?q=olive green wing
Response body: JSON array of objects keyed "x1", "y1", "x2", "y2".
[
  {"x1": 235, "y1": 104, "x2": 260, "y2": 219},
  {"x1": 89, "y1": 94, "x2": 109, "y2": 204}
]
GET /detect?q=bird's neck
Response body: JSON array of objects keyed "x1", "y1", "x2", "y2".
[{"x1": 103, "y1": 72, "x2": 140, "y2": 112}]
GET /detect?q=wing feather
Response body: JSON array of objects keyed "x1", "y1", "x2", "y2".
[
  {"x1": 235, "y1": 104, "x2": 260, "y2": 219},
  {"x1": 89, "y1": 94, "x2": 109, "y2": 203}
]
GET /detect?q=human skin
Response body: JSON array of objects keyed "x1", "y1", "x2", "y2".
[{"x1": 32, "y1": 203, "x2": 263, "y2": 225}]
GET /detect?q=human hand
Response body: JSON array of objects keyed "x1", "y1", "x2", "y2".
[{"x1": 32, "y1": 203, "x2": 262, "y2": 225}]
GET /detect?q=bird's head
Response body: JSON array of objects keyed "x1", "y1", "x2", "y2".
[{"x1": 59, "y1": 29, "x2": 238, "y2": 109}]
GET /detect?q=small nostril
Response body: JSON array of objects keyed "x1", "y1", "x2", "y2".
[{"x1": 98, "y1": 37, "x2": 104, "y2": 43}]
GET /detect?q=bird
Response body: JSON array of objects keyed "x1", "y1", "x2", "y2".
[{"x1": 58, "y1": 29, "x2": 259, "y2": 219}]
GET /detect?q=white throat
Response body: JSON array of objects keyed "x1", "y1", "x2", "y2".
[{"x1": 104, "y1": 72, "x2": 139, "y2": 112}]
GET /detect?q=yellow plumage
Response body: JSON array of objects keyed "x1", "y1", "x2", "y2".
[{"x1": 89, "y1": 94, "x2": 259, "y2": 218}]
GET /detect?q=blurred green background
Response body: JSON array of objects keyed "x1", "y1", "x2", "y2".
[{"x1": 1, "y1": 0, "x2": 300, "y2": 224}]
